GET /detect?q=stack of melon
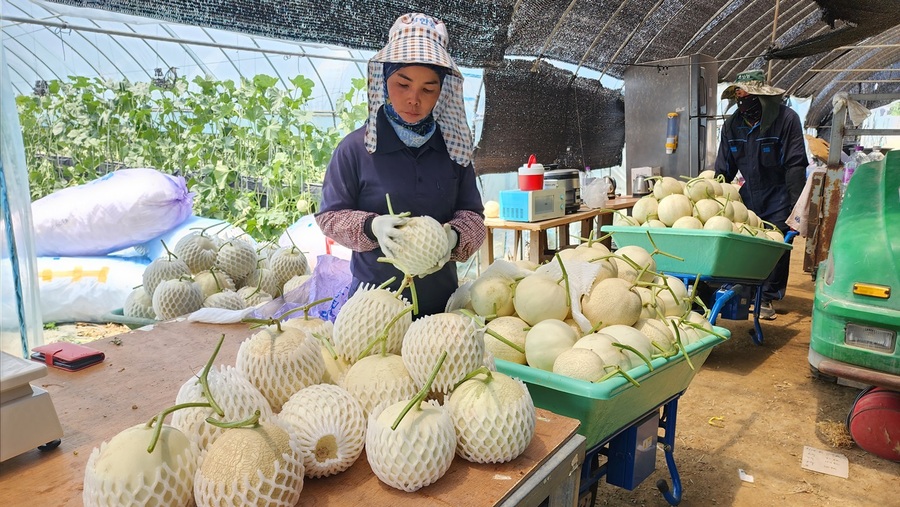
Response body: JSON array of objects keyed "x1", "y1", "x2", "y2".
[
  {"x1": 454, "y1": 240, "x2": 726, "y2": 385},
  {"x1": 85, "y1": 283, "x2": 537, "y2": 504},
  {"x1": 617, "y1": 171, "x2": 786, "y2": 242},
  {"x1": 123, "y1": 229, "x2": 311, "y2": 322}
]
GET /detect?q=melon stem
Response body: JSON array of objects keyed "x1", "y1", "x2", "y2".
[
  {"x1": 391, "y1": 351, "x2": 447, "y2": 431},
  {"x1": 483, "y1": 328, "x2": 526, "y2": 354},
  {"x1": 378, "y1": 277, "x2": 397, "y2": 290},
  {"x1": 199, "y1": 333, "x2": 227, "y2": 417},
  {"x1": 610, "y1": 342, "x2": 654, "y2": 371},
  {"x1": 314, "y1": 333, "x2": 339, "y2": 360},
  {"x1": 146, "y1": 402, "x2": 211, "y2": 453},
  {"x1": 668, "y1": 322, "x2": 694, "y2": 370},
  {"x1": 206, "y1": 409, "x2": 261, "y2": 429},
  {"x1": 357, "y1": 305, "x2": 414, "y2": 360},
  {"x1": 554, "y1": 253, "x2": 571, "y2": 308},
  {"x1": 598, "y1": 366, "x2": 640, "y2": 387},
  {"x1": 452, "y1": 366, "x2": 493, "y2": 391},
  {"x1": 643, "y1": 231, "x2": 684, "y2": 261}
]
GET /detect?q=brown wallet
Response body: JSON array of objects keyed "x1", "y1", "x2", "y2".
[{"x1": 30, "y1": 342, "x2": 105, "y2": 372}]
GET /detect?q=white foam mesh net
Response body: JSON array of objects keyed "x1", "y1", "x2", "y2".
[
  {"x1": 401, "y1": 313, "x2": 485, "y2": 395},
  {"x1": 365, "y1": 400, "x2": 456, "y2": 492},
  {"x1": 339, "y1": 354, "x2": 418, "y2": 419},
  {"x1": 278, "y1": 384, "x2": 366, "y2": 478},
  {"x1": 82, "y1": 428, "x2": 197, "y2": 507},
  {"x1": 391, "y1": 216, "x2": 449, "y2": 276},
  {"x1": 332, "y1": 285, "x2": 411, "y2": 362},
  {"x1": 170, "y1": 365, "x2": 274, "y2": 452},
  {"x1": 445, "y1": 259, "x2": 534, "y2": 312},
  {"x1": 447, "y1": 374, "x2": 536, "y2": 464},
  {"x1": 236, "y1": 327, "x2": 325, "y2": 411},
  {"x1": 192, "y1": 421, "x2": 304, "y2": 507}
]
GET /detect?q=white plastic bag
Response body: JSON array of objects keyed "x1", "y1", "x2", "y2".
[
  {"x1": 32, "y1": 168, "x2": 193, "y2": 256},
  {"x1": 582, "y1": 178, "x2": 609, "y2": 209}
]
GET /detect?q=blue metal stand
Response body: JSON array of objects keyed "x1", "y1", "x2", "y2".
[
  {"x1": 669, "y1": 273, "x2": 767, "y2": 345},
  {"x1": 578, "y1": 393, "x2": 685, "y2": 506}
]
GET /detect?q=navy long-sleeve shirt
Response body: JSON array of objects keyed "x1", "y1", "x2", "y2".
[{"x1": 316, "y1": 107, "x2": 485, "y2": 316}]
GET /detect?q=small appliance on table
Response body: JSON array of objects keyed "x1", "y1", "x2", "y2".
[
  {"x1": 498, "y1": 187, "x2": 566, "y2": 223},
  {"x1": 0, "y1": 351, "x2": 63, "y2": 462},
  {"x1": 542, "y1": 167, "x2": 582, "y2": 214}
]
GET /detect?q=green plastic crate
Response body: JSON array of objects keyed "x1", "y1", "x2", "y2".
[
  {"x1": 495, "y1": 328, "x2": 730, "y2": 448},
  {"x1": 601, "y1": 226, "x2": 792, "y2": 280}
]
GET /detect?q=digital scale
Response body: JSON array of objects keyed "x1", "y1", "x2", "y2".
[
  {"x1": 0, "y1": 351, "x2": 63, "y2": 462},
  {"x1": 498, "y1": 188, "x2": 566, "y2": 222}
]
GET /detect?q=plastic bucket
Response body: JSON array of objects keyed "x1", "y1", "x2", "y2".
[{"x1": 518, "y1": 163, "x2": 544, "y2": 191}]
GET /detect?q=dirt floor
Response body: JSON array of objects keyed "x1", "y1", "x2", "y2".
[
  {"x1": 42, "y1": 237, "x2": 896, "y2": 507},
  {"x1": 594, "y1": 237, "x2": 898, "y2": 507}
]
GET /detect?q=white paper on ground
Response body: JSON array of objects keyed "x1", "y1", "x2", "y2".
[
  {"x1": 801, "y1": 445, "x2": 849, "y2": 479},
  {"x1": 738, "y1": 469, "x2": 755, "y2": 483}
]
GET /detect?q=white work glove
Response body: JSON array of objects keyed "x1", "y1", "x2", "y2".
[
  {"x1": 372, "y1": 214, "x2": 408, "y2": 257},
  {"x1": 421, "y1": 224, "x2": 458, "y2": 277}
]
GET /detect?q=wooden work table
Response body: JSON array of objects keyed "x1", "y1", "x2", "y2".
[
  {"x1": 0, "y1": 319, "x2": 585, "y2": 506},
  {"x1": 481, "y1": 196, "x2": 640, "y2": 267}
]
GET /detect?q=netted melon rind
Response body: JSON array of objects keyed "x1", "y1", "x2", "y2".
[
  {"x1": 401, "y1": 313, "x2": 485, "y2": 395},
  {"x1": 83, "y1": 427, "x2": 197, "y2": 507},
  {"x1": 366, "y1": 399, "x2": 456, "y2": 492},
  {"x1": 142, "y1": 257, "x2": 191, "y2": 297},
  {"x1": 390, "y1": 216, "x2": 449, "y2": 276},
  {"x1": 282, "y1": 317, "x2": 333, "y2": 340},
  {"x1": 123, "y1": 286, "x2": 156, "y2": 320},
  {"x1": 152, "y1": 278, "x2": 203, "y2": 320},
  {"x1": 332, "y1": 285, "x2": 411, "y2": 363},
  {"x1": 279, "y1": 384, "x2": 366, "y2": 478},
  {"x1": 202, "y1": 290, "x2": 246, "y2": 310},
  {"x1": 236, "y1": 327, "x2": 325, "y2": 410},
  {"x1": 215, "y1": 239, "x2": 257, "y2": 281},
  {"x1": 170, "y1": 366, "x2": 273, "y2": 452},
  {"x1": 236, "y1": 286, "x2": 273, "y2": 307},
  {"x1": 193, "y1": 270, "x2": 236, "y2": 299},
  {"x1": 174, "y1": 233, "x2": 218, "y2": 274},
  {"x1": 282, "y1": 274, "x2": 311, "y2": 295},
  {"x1": 193, "y1": 422, "x2": 304, "y2": 507},
  {"x1": 269, "y1": 247, "x2": 310, "y2": 289},
  {"x1": 340, "y1": 354, "x2": 418, "y2": 419},
  {"x1": 243, "y1": 267, "x2": 282, "y2": 298},
  {"x1": 447, "y1": 374, "x2": 536, "y2": 464}
]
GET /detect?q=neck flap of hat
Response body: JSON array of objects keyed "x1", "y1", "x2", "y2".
[{"x1": 363, "y1": 13, "x2": 473, "y2": 167}]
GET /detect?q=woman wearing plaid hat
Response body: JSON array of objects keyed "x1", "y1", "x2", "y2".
[
  {"x1": 714, "y1": 69, "x2": 807, "y2": 320},
  {"x1": 315, "y1": 13, "x2": 485, "y2": 317}
]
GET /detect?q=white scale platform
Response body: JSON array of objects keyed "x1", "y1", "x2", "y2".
[{"x1": 0, "y1": 351, "x2": 64, "y2": 462}]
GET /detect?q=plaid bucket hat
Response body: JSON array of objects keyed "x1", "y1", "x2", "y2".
[
  {"x1": 721, "y1": 69, "x2": 786, "y2": 101},
  {"x1": 365, "y1": 13, "x2": 473, "y2": 167}
]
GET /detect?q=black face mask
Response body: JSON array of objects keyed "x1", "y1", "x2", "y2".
[{"x1": 737, "y1": 95, "x2": 762, "y2": 125}]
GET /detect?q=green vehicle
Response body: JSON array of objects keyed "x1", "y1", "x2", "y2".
[{"x1": 808, "y1": 149, "x2": 899, "y2": 388}]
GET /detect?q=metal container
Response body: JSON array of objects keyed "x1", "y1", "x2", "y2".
[
  {"x1": 543, "y1": 168, "x2": 582, "y2": 213},
  {"x1": 632, "y1": 175, "x2": 653, "y2": 196}
]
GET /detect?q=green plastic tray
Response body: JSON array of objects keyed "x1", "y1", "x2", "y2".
[
  {"x1": 103, "y1": 308, "x2": 157, "y2": 329},
  {"x1": 495, "y1": 328, "x2": 730, "y2": 448},
  {"x1": 601, "y1": 226, "x2": 792, "y2": 280}
]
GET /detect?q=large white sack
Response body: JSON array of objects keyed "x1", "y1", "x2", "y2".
[
  {"x1": 33, "y1": 255, "x2": 149, "y2": 323},
  {"x1": 32, "y1": 168, "x2": 193, "y2": 256}
]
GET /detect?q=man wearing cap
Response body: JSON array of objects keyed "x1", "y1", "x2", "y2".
[
  {"x1": 316, "y1": 13, "x2": 485, "y2": 317},
  {"x1": 715, "y1": 69, "x2": 806, "y2": 320}
]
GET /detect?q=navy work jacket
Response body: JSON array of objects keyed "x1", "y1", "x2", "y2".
[
  {"x1": 714, "y1": 104, "x2": 806, "y2": 225},
  {"x1": 319, "y1": 108, "x2": 483, "y2": 316}
]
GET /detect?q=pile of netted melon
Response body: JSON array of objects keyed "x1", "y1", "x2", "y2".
[
  {"x1": 615, "y1": 171, "x2": 786, "y2": 242},
  {"x1": 84, "y1": 211, "x2": 537, "y2": 506},
  {"x1": 123, "y1": 227, "x2": 311, "y2": 322}
]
